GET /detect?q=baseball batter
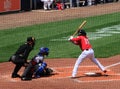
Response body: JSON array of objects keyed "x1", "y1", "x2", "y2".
[{"x1": 68, "y1": 29, "x2": 107, "y2": 78}]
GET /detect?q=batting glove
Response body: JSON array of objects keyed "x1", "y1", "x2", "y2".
[{"x1": 68, "y1": 36, "x2": 73, "y2": 41}]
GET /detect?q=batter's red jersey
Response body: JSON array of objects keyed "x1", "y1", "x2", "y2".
[{"x1": 71, "y1": 35, "x2": 92, "y2": 51}]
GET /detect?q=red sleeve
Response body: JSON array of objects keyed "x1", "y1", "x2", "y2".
[
  {"x1": 70, "y1": 36, "x2": 81, "y2": 45},
  {"x1": 71, "y1": 36, "x2": 92, "y2": 51}
]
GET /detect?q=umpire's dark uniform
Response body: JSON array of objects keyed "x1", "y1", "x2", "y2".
[{"x1": 9, "y1": 37, "x2": 35, "y2": 78}]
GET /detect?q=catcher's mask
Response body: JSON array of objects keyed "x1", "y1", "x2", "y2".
[
  {"x1": 38, "y1": 47, "x2": 49, "y2": 56},
  {"x1": 78, "y1": 29, "x2": 86, "y2": 36}
]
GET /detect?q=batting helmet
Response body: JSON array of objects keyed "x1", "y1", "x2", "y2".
[{"x1": 78, "y1": 29, "x2": 86, "y2": 36}]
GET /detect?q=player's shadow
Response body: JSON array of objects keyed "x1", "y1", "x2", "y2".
[
  {"x1": 42, "y1": 73, "x2": 58, "y2": 77},
  {"x1": 32, "y1": 72, "x2": 58, "y2": 79}
]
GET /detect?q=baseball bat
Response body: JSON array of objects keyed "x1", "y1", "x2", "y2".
[{"x1": 72, "y1": 20, "x2": 87, "y2": 37}]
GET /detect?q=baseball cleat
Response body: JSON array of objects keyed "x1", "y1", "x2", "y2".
[
  {"x1": 11, "y1": 74, "x2": 21, "y2": 78},
  {"x1": 21, "y1": 77, "x2": 32, "y2": 81},
  {"x1": 71, "y1": 77, "x2": 76, "y2": 79},
  {"x1": 103, "y1": 70, "x2": 107, "y2": 73},
  {"x1": 103, "y1": 70, "x2": 108, "y2": 76}
]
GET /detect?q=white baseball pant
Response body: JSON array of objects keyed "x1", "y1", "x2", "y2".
[{"x1": 72, "y1": 48, "x2": 105, "y2": 77}]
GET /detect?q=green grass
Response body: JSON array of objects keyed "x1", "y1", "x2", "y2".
[
  {"x1": 0, "y1": 12, "x2": 120, "y2": 62},
  {"x1": 91, "y1": 34, "x2": 120, "y2": 57}
]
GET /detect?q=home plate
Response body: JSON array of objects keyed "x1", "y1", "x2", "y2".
[{"x1": 84, "y1": 72, "x2": 102, "y2": 77}]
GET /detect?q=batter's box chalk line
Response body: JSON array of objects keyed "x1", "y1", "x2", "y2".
[
  {"x1": 1, "y1": 74, "x2": 21, "y2": 82},
  {"x1": 51, "y1": 66, "x2": 120, "y2": 79}
]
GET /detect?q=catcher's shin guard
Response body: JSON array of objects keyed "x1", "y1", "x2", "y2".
[{"x1": 22, "y1": 63, "x2": 33, "y2": 77}]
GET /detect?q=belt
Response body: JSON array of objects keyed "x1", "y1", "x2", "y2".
[
  {"x1": 85, "y1": 49, "x2": 89, "y2": 51},
  {"x1": 83, "y1": 49, "x2": 90, "y2": 51}
]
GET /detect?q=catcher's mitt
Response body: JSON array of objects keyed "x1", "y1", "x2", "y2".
[{"x1": 45, "y1": 68, "x2": 53, "y2": 75}]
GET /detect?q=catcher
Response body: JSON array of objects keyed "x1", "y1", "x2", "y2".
[{"x1": 21, "y1": 47, "x2": 53, "y2": 81}]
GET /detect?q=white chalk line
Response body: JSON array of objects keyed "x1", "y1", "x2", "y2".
[
  {"x1": 2, "y1": 63, "x2": 120, "y2": 82},
  {"x1": 105, "y1": 62, "x2": 120, "y2": 69},
  {"x1": 1, "y1": 74, "x2": 21, "y2": 82},
  {"x1": 51, "y1": 66, "x2": 120, "y2": 83},
  {"x1": 69, "y1": 73, "x2": 120, "y2": 83},
  {"x1": 73, "y1": 78, "x2": 120, "y2": 83}
]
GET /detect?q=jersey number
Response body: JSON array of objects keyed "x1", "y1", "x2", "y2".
[{"x1": 85, "y1": 38, "x2": 90, "y2": 45}]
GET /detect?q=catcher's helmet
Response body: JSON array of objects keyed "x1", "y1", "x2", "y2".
[
  {"x1": 78, "y1": 29, "x2": 86, "y2": 36},
  {"x1": 38, "y1": 47, "x2": 49, "y2": 56}
]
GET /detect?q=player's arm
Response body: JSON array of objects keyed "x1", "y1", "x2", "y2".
[{"x1": 69, "y1": 36, "x2": 80, "y2": 45}]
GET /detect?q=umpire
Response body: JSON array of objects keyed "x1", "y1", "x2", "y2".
[{"x1": 9, "y1": 37, "x2": 35, "y2": 78}]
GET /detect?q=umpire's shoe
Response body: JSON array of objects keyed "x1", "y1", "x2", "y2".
[
  {"x1": 21, "y1": 77, "x2": 32, "y2": 81},
  {"x1": 12, "y1": 74, "x2": 21, "y2": 78}
]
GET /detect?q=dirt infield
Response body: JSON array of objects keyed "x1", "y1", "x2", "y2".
[
  {"x1": 1, "y1": 55, "x2": 120, "y2": 89},
  {"x1": 0, "y1": 2, "x2": 120, "y2": 89}
]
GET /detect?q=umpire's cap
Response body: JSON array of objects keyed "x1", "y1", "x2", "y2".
[
  {"x1": 78, "y1": 29, "x2": 86, "y2": 36},
  {"x1": 27, "y1": 37, "x2": 35, "y2": 42}
]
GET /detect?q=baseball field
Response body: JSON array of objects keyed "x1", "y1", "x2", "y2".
[{"x1": 0, "y1": 2, "x2": 120, "y2": 89}]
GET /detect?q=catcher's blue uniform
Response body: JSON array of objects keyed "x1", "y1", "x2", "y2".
[{"x1": 34, "y1": 62, "x2": 47, "y2": 78}]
